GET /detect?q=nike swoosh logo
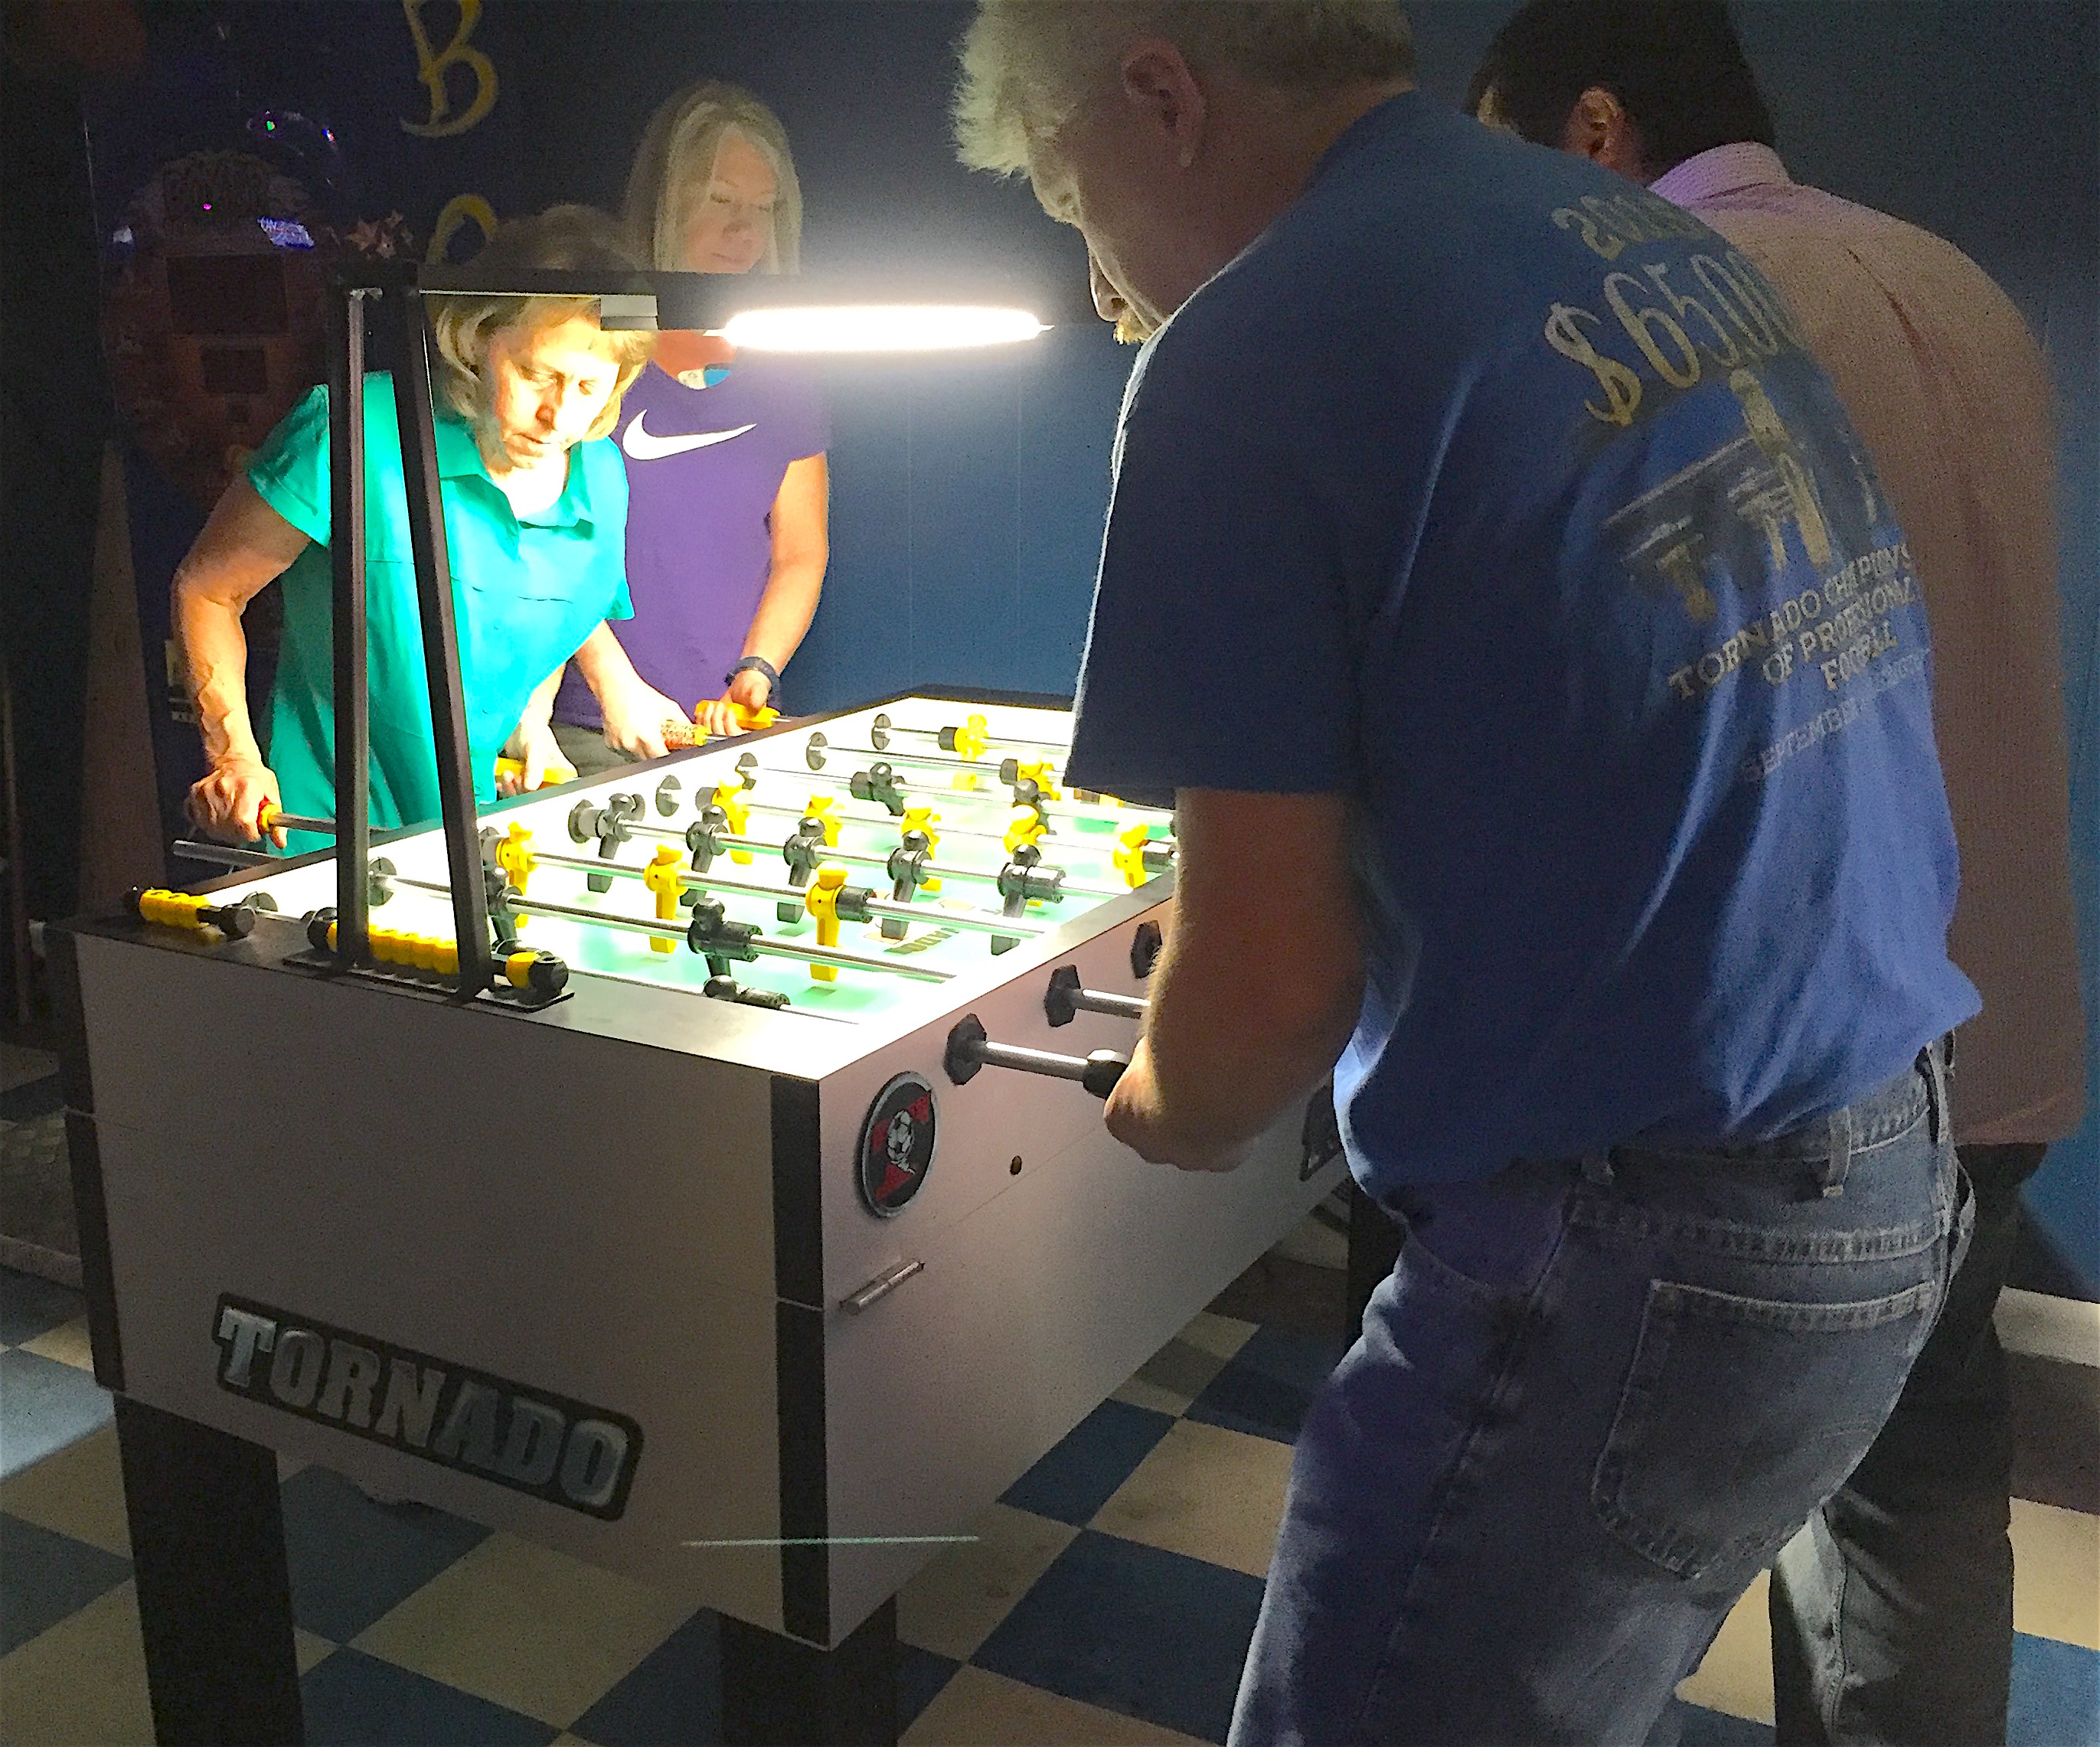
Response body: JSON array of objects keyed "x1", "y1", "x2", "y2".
[{"x1": 621, "y1": 413, "x2": 757, "y2": 460}]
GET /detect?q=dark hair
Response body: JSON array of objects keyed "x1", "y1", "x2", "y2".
[{"x1": 1465, "y1": 0, "x2": 1775, "y2": 176}]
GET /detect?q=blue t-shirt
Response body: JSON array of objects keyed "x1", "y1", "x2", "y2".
[{"x1": 1066, "y1": 93, "x2": 1979, "y2": 1190}]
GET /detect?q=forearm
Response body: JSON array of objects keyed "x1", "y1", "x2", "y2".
[
  {"x1": 511, "y1": 664, "x2": 564, "y2": 744},
  {"x1": 570, "y1": 620, "x2": 642, "y2": 701},
  {"x1": 739, "y1": 553, "x2": 825, "y2": 671},
  {"x1": 1139, "y1": 919, "x2": 1363, "y2": 1164},
  {"x1": 1106, "y1": 789, "x2": 1365, "y2": 1168},
  {"x1": 175, "y1": 582, "x2": 261, "y2": 766}
]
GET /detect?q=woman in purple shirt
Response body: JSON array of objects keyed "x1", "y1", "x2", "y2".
[{"x1": 552, "y1": 81, "x2": 831, "y2": 770}]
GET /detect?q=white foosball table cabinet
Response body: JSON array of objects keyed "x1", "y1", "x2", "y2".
[{"x1": 54, "y1": 690, "x2": 1373, "y2": 1746}]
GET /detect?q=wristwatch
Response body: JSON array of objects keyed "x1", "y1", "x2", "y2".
[{"x1": 727, "y1": 655, "x2": 779, "y2": 697}]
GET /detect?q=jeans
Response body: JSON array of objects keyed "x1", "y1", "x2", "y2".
[
  {"x1": 1230, "y1": 1045, "x2": 1968, "y2": 1747},
  {"x1": 1769, "y1": 1139, "x2": 2044, "y2": 1745}
]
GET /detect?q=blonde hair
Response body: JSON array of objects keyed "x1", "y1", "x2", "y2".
[
  {"x1": 625, "y1": 81, "x2": 804, "y2": 273},
  {"x1": 429, "y1": 205, "x2": 655, "y2": 442},
  {"x1": 955, "y1": 0, "x2": 1415, "y2": 175}
]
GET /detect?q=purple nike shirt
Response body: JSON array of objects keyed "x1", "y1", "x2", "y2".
[{"x1": 555, "y1": 358, "x2": 830, "y2": 728}]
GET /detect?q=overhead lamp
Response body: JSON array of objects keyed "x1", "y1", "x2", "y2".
[{"x1": 418, "y1": 268, "x2": 1057, "y2": 353}]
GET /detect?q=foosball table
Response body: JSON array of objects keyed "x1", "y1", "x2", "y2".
[{"x1": 53, "y1": 690, "x2": 1349, "y2": 1745}]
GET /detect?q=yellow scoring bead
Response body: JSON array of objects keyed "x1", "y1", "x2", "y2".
[
  {"x1": 643, "y1": 845, "x2": 683, "y2": 953},
  {"x1": 1113, "y1": 823, "x2": 1154, "y2": 890},
  {"x1": 901, "y1": 806, "x2": 942, "y2": 893},
  {"x1": 137, "y1": 889, "x2": 212, "y2": 932},
  {"x1": 804, "y1": 795, "x2": 840, "y2": 846},
  {"x1": 949, "y1": 713, "x2": 990, "y2": 760},
  {"x1": 712, "y1": 783, "x2": 754, "y2": 864},
  {"x1": 1004, "y1": 808, "x2": 1047, "y2": 855},
  {"x1": 804, "y1": 865, "x2": 848, "y2": 983}
]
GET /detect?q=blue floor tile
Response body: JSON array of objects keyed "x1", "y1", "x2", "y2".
[
  {"x1": 2010, "y1": 1631, "x2": 2100, "y2": 1747},
  {"x1": 1672, "y1": 1698, "x2": 1775, "y2": 1746},
  {"x1": 973, "y1": 1530, "x2": 1265, "y2": 1745},
  {"x1": 0, "y1": 1349, "x2": 112, "y2": 1478},
  {"x1": 0, "y1": 1266, "x2": 83, "y2": 1347},
  {"x1": 0, "y1": 1075, "x2": 63, "y2": 1122},
  {"x1": 301, "y1": 1646, "x2": 557, "y2": 1745},
  {"x1": 279, "y1": 1465, "x2": 490, "y2": 1643},
  {"x1": 573, "y1": 1614, "x2": 953, "y2": 1746},
  {"x1": 999, "y1": 1399, "x2": 1174, "y2": 1526},
  {"x1": 571, "y1": 1609, "x2": 720, "y2": 1745},
  {"x1": 0, "y1": 1512, "x2": 132, "y2": 1654},
  {"x1": 1184, "y1": 1325, "x2": 1347, "y2": 1445},
  {"x1": 899, "y1": 1642, "x2": 960, "y2": 1728}
]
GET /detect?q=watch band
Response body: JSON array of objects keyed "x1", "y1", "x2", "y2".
[{"x1": 727, "y1": 655, "x2": 779, "y2": 694}]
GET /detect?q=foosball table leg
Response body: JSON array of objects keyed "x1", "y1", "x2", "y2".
[
  {"x1": 113, "y1": 1396, "x2": 305, "y2": 1745},
  {"x1": 1344, "y1": 1180, "x2": 1406, "y2": 1341},
  {"x1": 719, "y1": 1598, "x2": 899, "y2": 1746}
]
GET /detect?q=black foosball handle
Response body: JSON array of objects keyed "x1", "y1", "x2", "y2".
[
  {"x1": 1043, "y1": 965, "x2": 1149, "y2": 1028},
  {"x1": 943, "y1": 1014, "x2": 1128, "y2": 1099}
]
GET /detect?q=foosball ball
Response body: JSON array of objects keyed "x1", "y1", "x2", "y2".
[{"x1": 53, "y1": 690, "x2": 1347, "y2": 1745}]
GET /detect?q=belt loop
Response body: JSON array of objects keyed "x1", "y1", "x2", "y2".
[
  {"x1": 1817, "y1": 1105, "x2": 1853, "y2": 1198},
  {"x1": 1922, "y1": 1038, "x2": 1950, "y2": 1148},
  {"x1": 1582, "y1": 1151, "x2": 1615, "y2": 1187}
]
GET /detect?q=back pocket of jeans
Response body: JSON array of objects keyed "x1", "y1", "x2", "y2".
[{"x1": 1592, "y1": 1277, "x2": 1937, "y2": 1580}]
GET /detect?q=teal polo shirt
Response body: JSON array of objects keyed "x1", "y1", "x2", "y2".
[{"x1": 247, "y1": 374, "x2": 632, "y2": 850}]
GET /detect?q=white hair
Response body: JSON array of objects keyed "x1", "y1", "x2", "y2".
[{"x1": 955, "y1": 0, "x2": 1416, "y2": 175}]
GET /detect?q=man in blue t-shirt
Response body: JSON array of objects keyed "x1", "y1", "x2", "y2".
[{"x1": 957, "y1": 5, "x2": 1976, "y2": 1743}]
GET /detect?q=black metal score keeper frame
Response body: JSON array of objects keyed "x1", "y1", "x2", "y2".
[{"x1": 321, "y1": 266, "x2": 718, "y2": 998}]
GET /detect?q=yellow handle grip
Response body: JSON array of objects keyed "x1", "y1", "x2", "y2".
[
  {"x1": 691, "y1": 700, "x2": 781, "y2": 744},
  {"x1": 494, "y1": 756, "x2": 578, "y2": 789}
]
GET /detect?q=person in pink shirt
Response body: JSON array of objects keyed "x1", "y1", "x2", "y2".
[{"x1": 1469, "y1": 5, "x2": 2088, "y2": 1742}]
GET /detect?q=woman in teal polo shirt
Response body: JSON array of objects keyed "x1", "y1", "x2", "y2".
[{"x1": 176, "y1": 206, "x2": 686, "y2": 849}]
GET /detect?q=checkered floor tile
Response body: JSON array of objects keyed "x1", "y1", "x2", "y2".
[{"x1": 3, "y1": 1260, "x2": 2095, "y2": 1745}]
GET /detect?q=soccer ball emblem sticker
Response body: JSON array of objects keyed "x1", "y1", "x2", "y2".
[{"x1": 857, "y1": 1074, "x2": 937, "y2": 1217}]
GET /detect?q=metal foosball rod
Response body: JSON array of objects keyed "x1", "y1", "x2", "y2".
[
  {"x1": 378, "y1": 871, "x2": 955, "y2": 982},
  {"x1": 612, "y1": 811, "x2": 1130, "y2": 903},
  {"x1": 653, "y1": 772, "x2": 1024, "y2": 852},
  {"x1": 739, "y1": 751, "x2": 1171, "y2": 834},
  {"x1": 868, "y1": 710, "x2": 1066, "y2": 758},
  {"x1": 257, "y1": 803, "x2": 338, "y2": 837},
  {"x1": 803, "y1": 731, "x2": 1061, "y2": 789},
  {"x1": 563, "y1": 962, "x2": 857, "y2": 1017},
  {"x1": 524, "y1": 846, "x2": 1053, "y2": 942}
]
